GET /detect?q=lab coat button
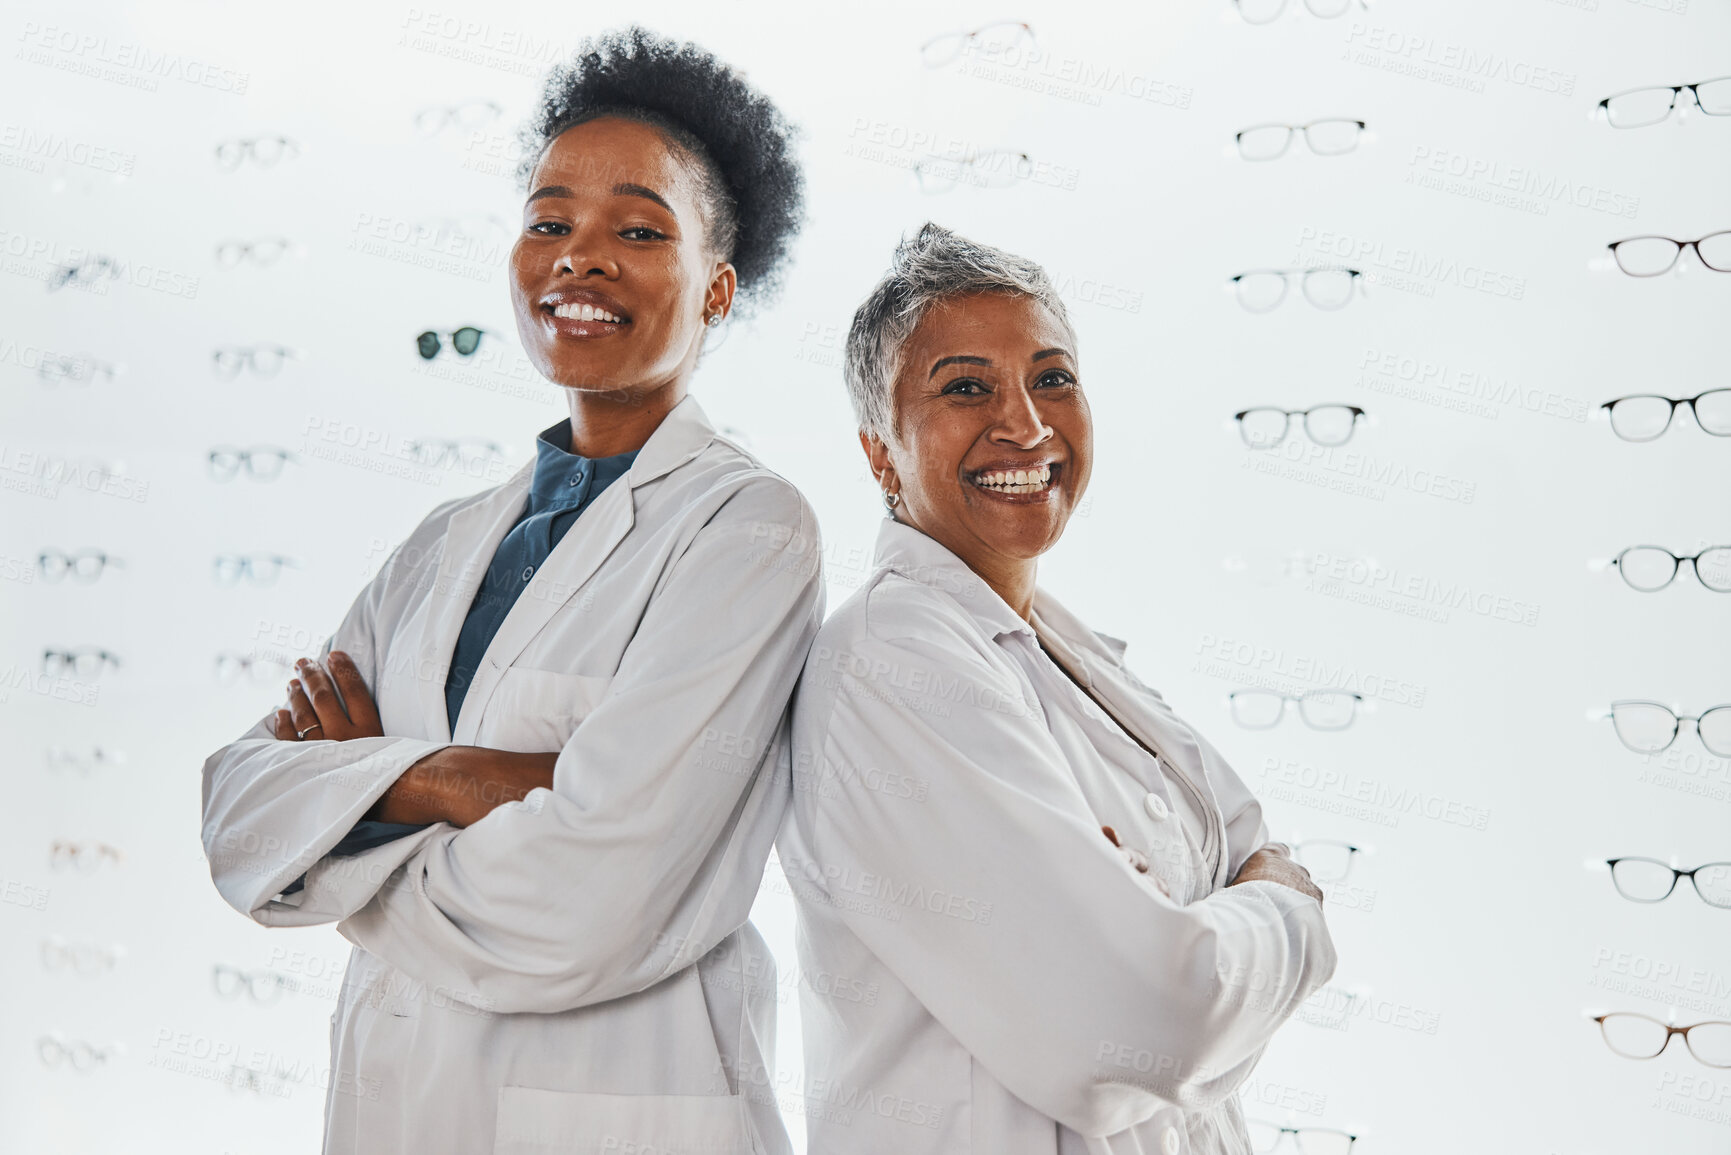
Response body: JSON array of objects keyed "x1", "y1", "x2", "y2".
[
  {"x1": 1144, "y1": 792, "x2": 1170, "y2": 821},
  {"x1": 1161, "y1": 1126, "x2": 1180, "y2": 1155}
]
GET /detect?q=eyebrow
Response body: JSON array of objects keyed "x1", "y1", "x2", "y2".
[
  {"x1": 928, "y1": 347, "x2": 1073, "y2": 379},
  {"x1": 614, "y1": 182, "x2": 675, "y2": 215},
  {"x1": 929, "y1": 355, "x2": 990, "y2": 379},
  {"x1": 525, "y1": 182, "x2": 677, "y2": 217}
]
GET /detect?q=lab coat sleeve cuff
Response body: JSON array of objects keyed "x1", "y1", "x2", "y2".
[
  {"x1": 1204, "y1": 878, "x2": 1339, "y2": 1012},
  {"x1": 203, "y1": 737, "x2": 453, "y2": 925},
  {"x1": 269, "y1": 821, "x2": 455, "y2": 925}
]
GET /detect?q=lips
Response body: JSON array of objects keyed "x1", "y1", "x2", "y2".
[{"x1": 539, "y1": 288, "x2": 632, "y2": 338}]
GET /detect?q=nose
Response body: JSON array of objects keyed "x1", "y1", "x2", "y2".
[
  {"x1": 989, "y1": 381, "x2": 1052, "y2": 449},
  {"x1": 553, "y1": 222, "x2": 620, "y2": 280}
]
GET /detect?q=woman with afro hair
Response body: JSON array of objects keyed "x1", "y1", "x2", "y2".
[{"x1": 201, "y1": 27, "x2": 815, "y2": 1154}]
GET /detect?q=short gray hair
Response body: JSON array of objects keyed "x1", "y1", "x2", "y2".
[{"x1": 843, "y1": 222, "x2": 1076, "y2": 441}]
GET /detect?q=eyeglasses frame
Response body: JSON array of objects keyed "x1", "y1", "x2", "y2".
[
  {"x1": 1607, "y1": 231, "x2": 1731, "y2": 277},
  {"x1": 207, "y1": 446, "x2": 301, "y2": 480},
  {"x1": 1593, "y1": 1012, "x2": 1731, "y2": 1067},
  {"x1": 1609, "y1": 545, "x2": 1731, "y2": 592},
  {"x1": 1597, "y1": 77, "x2": 1731, "y2": 127},
  {"x1": 1235, "y1": 119, "x2": 1366, "y2": 160},
  {"x1": 416, "y1": 327, "x2": 488, "y2": 359},
  {"x1": 1293, "y1": 839, "x2": 1363, "y2": 882},
  {"x1": 1233, "y1": 404, "x2": 1366, "y2": 448},
  {"x1": 1604, "y1": 698, "x2": 1731, "y2": 757},
  {"x1": 38, "y1": 549, "x2": 125, "y2": 582},
  {"x1": 1605, "y1": 857, "x2": 1731, "y2": 907},
  {"x1": 1233, "y1": 0, "x2": 1367, "y2": 23},
  {"x1": 918, "y1": 20, "x2": 1035, "y2": 67},
  {"x1": 1600, "y1": 389, "x2": 1731, "y2": 441},
  {"x1": 1228, "y1": 688, "x2": 1364, "y2": 730},
  {"x1": 1231, "y1": 267, "x2": 1365, "y2": 311},
  {"x1": 913, "y1": 149, "x2": 1035, "y2": 193},
  {"x1": 1243, "y1": 1119, "x2": 1360, "y2": 1154}
]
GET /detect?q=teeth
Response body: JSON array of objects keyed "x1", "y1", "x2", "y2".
[
  {"x1": 971, "y1": 464, "x2": 1054, "y2": 493},
  {"x1": 552, "y1": 302, "x2": 624, "y2": 323}
]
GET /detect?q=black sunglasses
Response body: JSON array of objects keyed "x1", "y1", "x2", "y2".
[{"x1": 416, "y1": 327, "x2": 485, "y2": 359}]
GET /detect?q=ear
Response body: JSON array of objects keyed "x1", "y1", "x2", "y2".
[
  {"x1": 859, "y1": 428, "x2": 895, "y2": 490},
  {"x1": 703, "y1": 262, "x2": 737, "y2": 322}
]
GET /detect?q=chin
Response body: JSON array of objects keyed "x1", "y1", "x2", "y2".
[
  {"x1": 979, "y1": 518, "x2": 1066, "y2": 559},
  {"x1": 542, "y1": 356, "x2": 629, "y2": 391}
]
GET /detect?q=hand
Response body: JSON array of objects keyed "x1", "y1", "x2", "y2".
[
  {"x1": 1101, "y1": 825, "x2": 1169, "y2": 898},
  {"x1": 272, "y1": 651, "x2": 385, "y2": 742},
  {"x1": 1228, "y1": 842, "x2": 1324, "y2": 904}
]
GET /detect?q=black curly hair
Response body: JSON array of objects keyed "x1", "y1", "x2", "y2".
[{"x1": 516, "y1": 26, "x2": 805, "y2": 313}]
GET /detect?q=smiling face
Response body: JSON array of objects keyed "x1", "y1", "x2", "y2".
[
  {"x1": 866, "y1": 291, "x2": 1092, "y2": 583},
  {"x1": 511, "y1": 116, "x2": 735, "y2": 395}
]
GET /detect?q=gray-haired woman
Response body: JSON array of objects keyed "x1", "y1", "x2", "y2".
[{"x1": 778, "y1": 223, "x2": 1337, "y2": 1154}]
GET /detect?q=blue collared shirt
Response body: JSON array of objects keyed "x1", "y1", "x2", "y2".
[
  {"x1": 282, "y1": 418, "x2": 638, "y2": 894},
  {"x1": 442, "y1": 419, "x2": 639, "y2": 727}
]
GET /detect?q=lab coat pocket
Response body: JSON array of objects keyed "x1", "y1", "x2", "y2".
[
  {"x1": 480, "y1": 668, "x2": 615, "y2": 752},
  {"x1": 493, "y1": 1087, "x2": 758, "y2": 1154}
]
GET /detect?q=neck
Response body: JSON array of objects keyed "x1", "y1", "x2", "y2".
[
  {"x1": 898, "y1": 513, "x2": 1038, "y2": 619},
  {"x1": 563, "y1": 379, "x2": 684, "y2": 457},
  {"x1": 978, "y1": 562, "x2": 1038, "y2": 621}
]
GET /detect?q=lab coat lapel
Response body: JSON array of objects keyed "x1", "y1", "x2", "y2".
[
  {"x1": 450, "y1": 480, "x2": 636, "y2": 744},
  {"x1": 446, "y1": 393, "x2": 720, "y2": 746},
  {"x1": 1086, "y1": 655, "x2": 1206, "y2": 784},
  {"x1": 1042, "y1": 598, "x2": 1233, "y2": 887},
  {"x1": 1096, "y1": 662, "x2": 1232, "y2": 887},
  {"x1": 416, "y1": 464, "x2": 535, "y2": 742}
]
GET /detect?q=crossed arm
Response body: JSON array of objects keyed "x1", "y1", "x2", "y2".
[
  {"x1": 786, "y1": 611, "x2": 1337, "y2": 1133},
  {"x1": 204, "y1": 481, "x2": 824, "y2": 1012},
  {"x1": 272, "y1": 649, "x2": 550, "y2": 828}
]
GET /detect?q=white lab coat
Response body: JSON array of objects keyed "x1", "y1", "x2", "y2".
[
  {"x1": 778, "y1": 516, "x2": 1337, "y2": 1155},
  {"x1": 201, "y1": 394, "x2": 823, "y2": 1155}
]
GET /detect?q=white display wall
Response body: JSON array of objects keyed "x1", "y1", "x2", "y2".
[{"x1": 3, "y1": 0, "x2": 1728, "y2": 1151}]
